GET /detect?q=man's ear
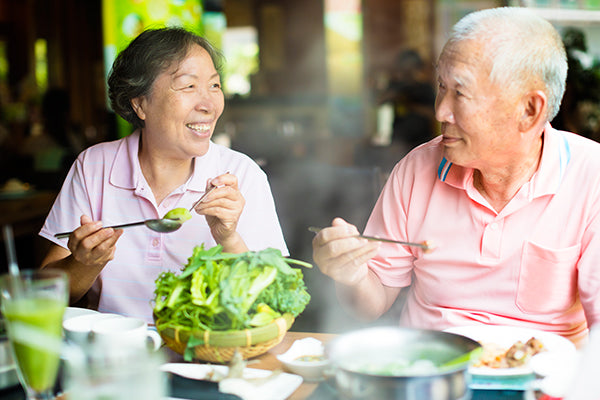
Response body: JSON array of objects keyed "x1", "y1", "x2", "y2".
[
  {"x1": 131, "y1": 97, "x2": 146, "y2": 121},
  {"x1": 519, "y1": 90, "x2": 546, "y2": 132}
]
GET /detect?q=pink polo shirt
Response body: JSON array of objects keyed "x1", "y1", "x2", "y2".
[
  {"x1": 40, "y1": 130, "x2": 288, "y2": 323},
  {"x1": 365, "y1": 124, "x2": 600, "y2": 345}
]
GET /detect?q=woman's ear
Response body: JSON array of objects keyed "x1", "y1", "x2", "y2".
[
  {"x1": 519, "y1": 90, "x2": 546, "y2": 132},
  {"x1": 131, "y1": 97, "x2": 146, "y2": 121}
]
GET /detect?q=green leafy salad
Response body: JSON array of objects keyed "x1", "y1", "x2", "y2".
[{"x1": 153, "y1": 245, "x2": 312, "y2": 333}]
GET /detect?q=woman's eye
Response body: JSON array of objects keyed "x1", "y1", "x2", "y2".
[{"x1": 211, "y1": 82, "x2": 221, "y2": 89}]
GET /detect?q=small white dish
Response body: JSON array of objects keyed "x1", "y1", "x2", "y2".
[{"x1": 276, "y1": 337, "x2": 331, "y2": 382}]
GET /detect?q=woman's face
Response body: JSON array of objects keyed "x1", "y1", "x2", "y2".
[{"x1": 134, "y1": 44, "x2": 224, "y2": 159}]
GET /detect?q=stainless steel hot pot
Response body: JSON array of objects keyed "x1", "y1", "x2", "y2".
[{"x1": 325, "y1": 326, "x2": 480, "y2": 400}]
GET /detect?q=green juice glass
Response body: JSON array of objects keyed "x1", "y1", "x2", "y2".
[{"x1": 0, "y1": 269, "x2": 68, "y2": 400}]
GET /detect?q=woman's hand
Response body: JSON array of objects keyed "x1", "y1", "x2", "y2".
[
  {"x1": 67, "y1": 215, "x2": 123, "y2": 268},
  {"x1": 193, "y1": 173, "x2": 246, "y2": 251},
  {"x1": 312, "y1": 217, "x2": 380, "y2": 286}
]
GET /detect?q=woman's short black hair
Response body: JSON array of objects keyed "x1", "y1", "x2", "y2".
[{"x1": 107, "y1": 27, "x2": 223, "y2": 130}]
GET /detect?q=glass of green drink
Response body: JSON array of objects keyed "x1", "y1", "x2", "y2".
[{"x1": 0, "y1": 269, "x2": 68, "y2": 400}]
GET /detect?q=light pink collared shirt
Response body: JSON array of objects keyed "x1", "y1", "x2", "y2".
[
  {"x1": 40, "y1": 130, "x2": 288, "y2": 323},
  {"x1": 365, "y1": 124, "x2": 600, "y2": 346}
]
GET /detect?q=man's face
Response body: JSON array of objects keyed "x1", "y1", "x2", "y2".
[{"x1": 435, "y1": 39, "x2": 522, "y2": 170}]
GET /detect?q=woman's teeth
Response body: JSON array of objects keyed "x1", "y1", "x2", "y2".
[{"x1": 186, "y1": 123, "x2": 211, "y2": 133}]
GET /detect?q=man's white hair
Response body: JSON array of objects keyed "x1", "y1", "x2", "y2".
[{"x1": 448, "y1": 7, "x2": 567, "y2": 121}]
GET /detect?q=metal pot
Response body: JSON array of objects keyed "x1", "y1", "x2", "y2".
[{"x1": 325, "y1": 326, "x2": 480, "y2": 400}]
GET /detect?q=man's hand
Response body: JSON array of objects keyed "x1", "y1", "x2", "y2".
[{"x1": 312, "y1": 217, "x2": 380, "y2": 286}]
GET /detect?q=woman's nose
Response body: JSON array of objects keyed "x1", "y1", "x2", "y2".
[{"x1": 194, "y1": 90, "x2": 216, "y2": 113}]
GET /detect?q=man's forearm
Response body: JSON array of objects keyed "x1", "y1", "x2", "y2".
[{"x1": 334, "y1": 268, "x2": 391, "y2": 321}]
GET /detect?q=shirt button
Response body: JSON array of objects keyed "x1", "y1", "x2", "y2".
[
  {"x1": 152, "y1": 238, "x2": 160, "y2": 247},
  {"x1": 490, "y1": 223, "x2": 498, "y2": 230}
]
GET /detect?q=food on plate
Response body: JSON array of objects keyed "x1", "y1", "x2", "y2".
[
  {"x1": 153, "y1": 245, "x2": 312, "y2": 358},
  {"x1": 474, "y1": 337, "x2": 545, "y2": 368},
  {"x1": 163, "y1": 207, "x2": 192, "y2": 222},
  {"x1": 294, "y1": 355, "x2": 327, "y2": 362},
  {"x1": 2, "y1": 178, "x2": 30, "y2": 193}
]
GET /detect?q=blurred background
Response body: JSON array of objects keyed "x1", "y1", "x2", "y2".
[{"x1": 2, "y1": 0, "x2": 600, "y2": 332}]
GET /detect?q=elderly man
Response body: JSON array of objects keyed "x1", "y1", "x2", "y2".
[{"x1": 312, "y1": 7, "x2": 600, "y2": 347}]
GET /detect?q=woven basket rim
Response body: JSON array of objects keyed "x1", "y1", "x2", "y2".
[{"x1": 154, "y1": 312, "x2": 294, "y2": 348}]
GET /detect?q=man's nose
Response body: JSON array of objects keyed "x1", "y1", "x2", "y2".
[{"x1": 435, "y1": 93, "x2": 454, "y2": 124}]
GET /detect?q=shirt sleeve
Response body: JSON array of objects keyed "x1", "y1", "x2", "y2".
[
  {"x1": 39, "y1": 155, "x2": 93, "y2": 248},
  {"x1": 364, "y1": 160, "x2": 416, "y2": 288},
  {"x1": 236, "y1": 162, "x2": 289, "y2": 256}
]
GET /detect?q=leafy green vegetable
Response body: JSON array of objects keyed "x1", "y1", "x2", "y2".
[{"x1": 153, "y1": 245, "x2": 312, "y2": 334}]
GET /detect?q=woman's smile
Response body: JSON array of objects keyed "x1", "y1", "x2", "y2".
[{"x1": 186, "y1": 122, "x2": 213, "y2": 138}]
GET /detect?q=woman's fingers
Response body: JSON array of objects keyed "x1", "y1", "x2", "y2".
[{"x1": 67, "y1": 217, "x2": 123, "y2": 267}]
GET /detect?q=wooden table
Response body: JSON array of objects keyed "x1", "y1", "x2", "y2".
[
  {"x1": 0, "y1": 190, "x2": 57, "y2": 270},
  {"x1": 251, "y1": 331, "x2": 336, "y2": 400},
  {"x1": 0, "y1": 190, "x2": 56, "y2": 233}
]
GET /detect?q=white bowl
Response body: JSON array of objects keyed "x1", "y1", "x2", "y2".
[
  {"x1": 276, "y1": 337, "x2": 331, "y2": 382},
  {"x1": 63, "y1": 307, "x2": 99, "y2": 321}
]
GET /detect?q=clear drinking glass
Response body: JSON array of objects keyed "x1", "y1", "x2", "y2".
[
  {"x1": 0, "y1": 269, "x2": 68, "y2": 400},
  {"x1": 62, "y1": 342, "x2": 167, "y2": 400}
]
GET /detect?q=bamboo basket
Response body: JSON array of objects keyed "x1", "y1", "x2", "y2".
[{"x1": 154, "y1": 313, "x2": 294, "y2": 363}]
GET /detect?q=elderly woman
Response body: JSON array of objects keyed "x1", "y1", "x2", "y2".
[{"x1": 39, "y1": 27, "x2": 287, "y2": 323}]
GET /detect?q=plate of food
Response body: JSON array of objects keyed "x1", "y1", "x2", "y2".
[
  {"x1": 444, "y1": 325, "x2": 576, "y2": 377},
  {"x1": 0, "y1": 178, "x2": 34, "y2": 199}
]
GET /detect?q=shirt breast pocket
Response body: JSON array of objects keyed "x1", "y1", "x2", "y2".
[{"x1": 516, "y1": 241, "x2": 581, "y2": 314}]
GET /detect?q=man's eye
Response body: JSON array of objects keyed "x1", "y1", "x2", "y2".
[
  {"x1": 211, "y1": 83, "x2": 221, "y2": 89},
  {"x1": 455, "y1": 90, "x2": 463, "y2": 96}
]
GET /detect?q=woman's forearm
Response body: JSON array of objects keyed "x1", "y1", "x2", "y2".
[{"x1": 41, "y1": 250, "x2": 104, "y2": 304}]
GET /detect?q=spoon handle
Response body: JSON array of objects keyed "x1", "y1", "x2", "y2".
[
  {"x1": 188, "y1": 185, "x2": 217, "y2": 211},
  {"x1": 307, "y1": 226, "x2": 434, "y2": 252},
  {"x1": 188, "y1": 171, "x2": 231, "y2": 212},
  {"x1": 54, "y1": 221, "x2": 147, "y2": 239}
]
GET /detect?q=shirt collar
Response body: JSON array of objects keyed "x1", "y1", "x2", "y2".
[
  {"x1": 109, "y1": 130, "x2": 141, "y2": 190},
  {"x1": 438, "y1": 123, "x2": 571, "y2": 197},
  {"x1": 109, "y1": 130, "x2": 221, "y2": 193},
  {"x1": 186, "y1": 143, "x2": 221, "y2": 193}
]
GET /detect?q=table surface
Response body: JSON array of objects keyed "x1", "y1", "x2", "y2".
[
  {"x1": 244, "y1": 331, "x2": 531, "y2": 400},
  {"x1": 251, "y1": 331, "x2": 336, "y2": 399},
  {"x1": 0, "y1": 330, "x2": 534, "y2": 400}
]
